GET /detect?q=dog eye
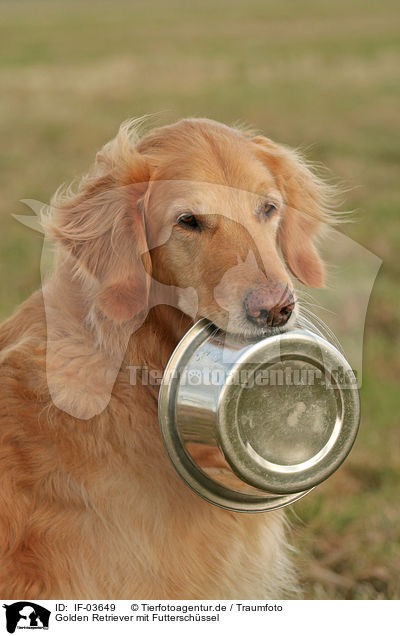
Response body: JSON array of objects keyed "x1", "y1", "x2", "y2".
[
  {"x1": 177, "y1": 213, "x2": 200, "y2": 230},
  {"x1": 264, "y1": 202, "x2": 277, "y2": 217}
]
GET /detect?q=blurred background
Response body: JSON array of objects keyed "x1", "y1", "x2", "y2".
[{"x1": 0, "y1": 0, "x2": 399, "y2": 599}]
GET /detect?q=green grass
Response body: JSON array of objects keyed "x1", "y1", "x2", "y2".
[{"x1": 0, "y1": 0, "x2": 399, "y2": 599}]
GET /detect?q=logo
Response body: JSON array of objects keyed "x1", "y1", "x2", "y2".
[{"x1": 3, "y1": 603, "x2": 50, "y2": 634}]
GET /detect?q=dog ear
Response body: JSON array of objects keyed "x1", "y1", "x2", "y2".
[
  {"x1": 279, "y1": 206, "x2": 325, "y2": 288},
  {"x1": 252, "y1": 135, "x2": 333, "y2": 288},
  {"x1": 48, "y1": 124, "x2": 152, "y2": 324}
]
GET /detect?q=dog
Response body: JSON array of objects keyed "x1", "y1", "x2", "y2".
[{"x1": 0, "y1": 117, "x2": 334, "y2": 599}]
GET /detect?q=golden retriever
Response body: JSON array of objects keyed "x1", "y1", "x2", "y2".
[{"x1": 0, "y1": 118, "x2": 334, "y2": 599}]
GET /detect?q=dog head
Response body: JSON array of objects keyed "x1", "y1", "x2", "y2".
[{"x1": 50, "y1": 117, "x2": 334, "y2": 337}]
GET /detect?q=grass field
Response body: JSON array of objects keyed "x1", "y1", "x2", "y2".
[{"x1": 0, "y1": 0, "x2": 399, "y2": 599}]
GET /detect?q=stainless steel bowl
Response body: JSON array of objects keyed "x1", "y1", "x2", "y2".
[{"x1": 158, "y1": 319, "x2": 360, "y2": 512}]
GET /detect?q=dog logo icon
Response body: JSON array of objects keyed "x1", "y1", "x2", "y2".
[{"x1": 3, "y1": 602, "x2": 50, "y2": 633}]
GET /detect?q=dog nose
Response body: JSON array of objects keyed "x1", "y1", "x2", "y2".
[{"x1": 244, "y1": 284, "x2": 295, "y2": 328}]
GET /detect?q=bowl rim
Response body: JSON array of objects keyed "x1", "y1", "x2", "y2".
[{"x1": 216, "y1": 329, "x2": 360, "y2": 494}]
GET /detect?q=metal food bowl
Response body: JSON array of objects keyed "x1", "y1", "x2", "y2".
[{"x1": 158, "y1": 319, "x2": 360, "y2": 512}]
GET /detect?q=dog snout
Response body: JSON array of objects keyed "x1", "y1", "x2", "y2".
[{"x1": 244, "y1": 283, "x2": 295, "y2": 328}]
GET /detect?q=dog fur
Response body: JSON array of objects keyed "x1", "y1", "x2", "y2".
[{"x1": 0, "y1": 118, "x2": 334, "y2": 599}]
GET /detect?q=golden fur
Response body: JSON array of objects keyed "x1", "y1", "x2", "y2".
[{"x1": 0, "y1": 118, "x2": 334, "y2": 599}]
